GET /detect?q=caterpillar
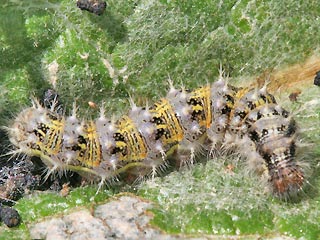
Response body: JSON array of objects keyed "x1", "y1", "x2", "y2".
[{"x1": 7, "y1": 77, "x2": 305, "y2": 198}]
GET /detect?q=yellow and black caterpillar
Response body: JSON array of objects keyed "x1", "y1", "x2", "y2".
[{"x1": 8, "y1": 78, "x2": 305, "y2": 198}]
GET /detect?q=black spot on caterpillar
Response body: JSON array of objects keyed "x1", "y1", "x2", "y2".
[{"x1": 7, "y1": 78, "x2": 306, "y2": 198}]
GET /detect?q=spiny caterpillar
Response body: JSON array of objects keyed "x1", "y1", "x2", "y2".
[{"x1": 7, "y1": 77, "x2": 305, "y2": 198}]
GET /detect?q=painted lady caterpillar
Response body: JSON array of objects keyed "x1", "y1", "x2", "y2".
[{"x1": 7, "y1": 77, "x2": 305, "y2": 198}]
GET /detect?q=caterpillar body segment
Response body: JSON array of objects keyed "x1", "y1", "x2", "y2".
[{"x1": 207, "y1": 79, "x2": 239, "y2": 149}]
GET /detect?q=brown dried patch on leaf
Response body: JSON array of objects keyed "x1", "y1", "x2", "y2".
[{"x1": 256, "y1": 55, "x2": 320, "y2": 92}]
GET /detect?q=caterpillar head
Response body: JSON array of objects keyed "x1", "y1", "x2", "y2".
[
  {"x1": 269, "y1": 164, "x2": 305, "y2": 198},
  {"x1": 266, "y1": 141, "x2": 305, "y2": 198}
]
